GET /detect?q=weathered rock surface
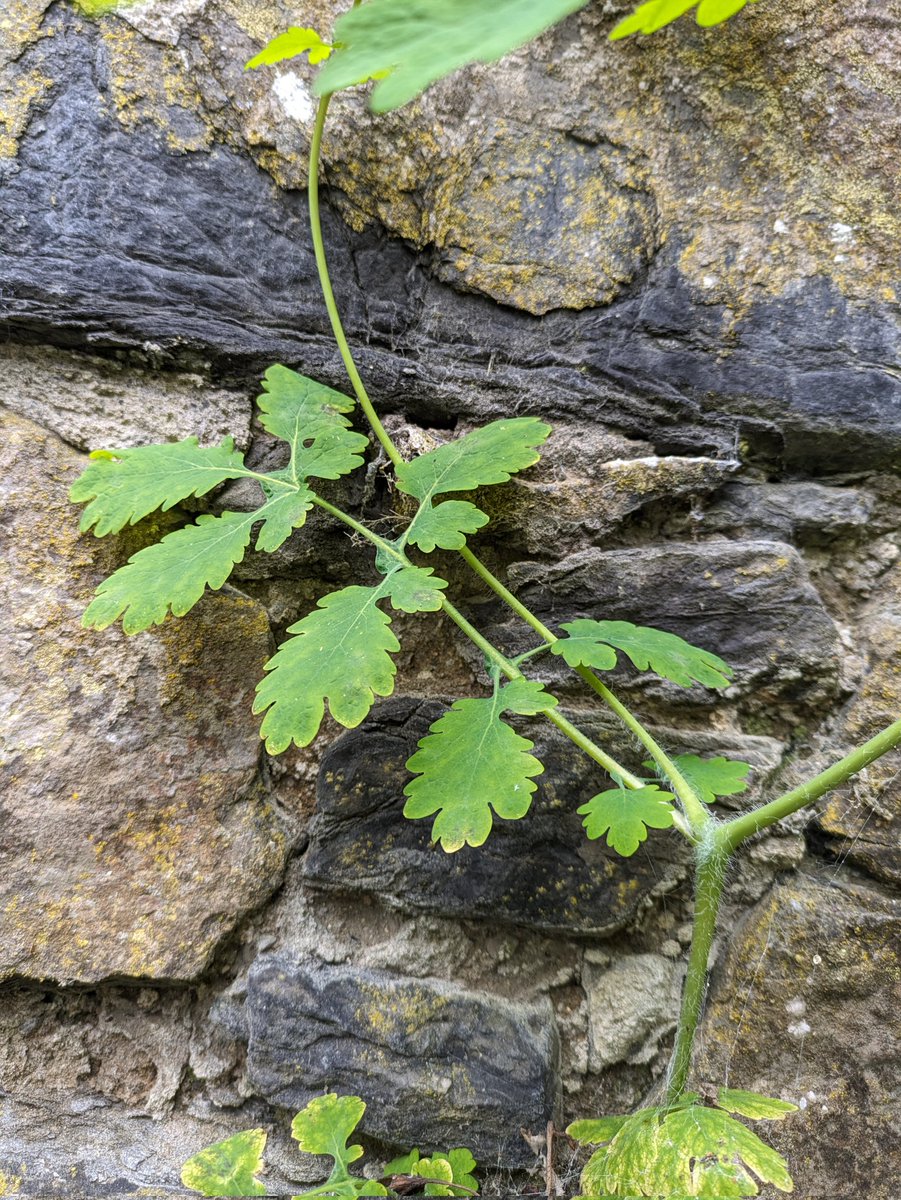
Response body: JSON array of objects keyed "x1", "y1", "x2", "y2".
[
  {"x1": 584, "y1": 953, "x2": 684, "y2": 1071},
  {"x1": 302, "y1": 697, "x2": 784, "y2": 931},
  {"x1": 0, "y1": 3, "x2": 899, "y2": 471},
  {"x1": 492, "y1": 540, "x2": 840, "y2": 712},
  {"x1": 698, "y1": 878, "x2": 901, "y2": 1200},
  {"x1": 0, "y1": 410, "x2": 288, "y2": 983},
  {"x1": 242, "y1": 957, "x2": 560, "y2": 1168},
  {"x1": 0, "y1": 341, "x2": 251, "y2": 452},
  {"x1": 819, "y1": 562, "x2": 901, "y2": 886}
]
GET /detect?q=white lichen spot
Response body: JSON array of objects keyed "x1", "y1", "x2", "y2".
[
  {"x1": 272, "y1": 73, "x2": 315, "y2": 123},
  {"x1": 829, "y1": 222, "x2": 855, "y2": 245},
  {"x1": 788, "y1": 1019, "x2": 811, "y2": 1038},
  {"x1": 785, "y1": 996, "x2": 806, "y2": 1017},
  {"x1": 773, "y1": 218, "x2": 788, "y2": 235}
]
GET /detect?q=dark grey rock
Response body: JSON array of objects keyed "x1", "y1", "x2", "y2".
[
  {"x1": 304, "y1": 697, "x2": 688, "y2": 935},
  {"x1": 302, "y1": 698, "x2": 783, "y2": 932},
  {"x1": 1, "y1": 11, "x2": 900, "y2": 472},
  {"x1": 244, "y1": 957, "x2": 560, "y2": 1168},
  {"x1": 485, "y1": 540, "x2": 841, "y2": 712},
  {"x1": 703, "y1": 480, "x2": 874, "y2": 544}
]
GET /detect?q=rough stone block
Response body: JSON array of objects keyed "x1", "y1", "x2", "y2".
[
  {"x1": 0, "y1": 412, "x2": 288, "y2": 984},
  {"x1": 244, "y1": 957, "x2": 560, "y2": 1168}
]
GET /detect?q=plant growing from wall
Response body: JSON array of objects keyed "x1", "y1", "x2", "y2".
[{"x1": 72, "y1": 1, "x2": 898, "y2": 1196}]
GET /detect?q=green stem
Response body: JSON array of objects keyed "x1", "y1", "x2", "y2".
[
  {"x1": 666, "y1": 831, "x2": 730, "y2": 1102},
  {"x1": 309, "y1": 96, "x2": 402, "y2": 469},
  {"x1": 312, "y1": 495, "x2": 644, "y2": 787},
  {"x1": 718, "y1": 717, "x2": 901, "y2": 854}
]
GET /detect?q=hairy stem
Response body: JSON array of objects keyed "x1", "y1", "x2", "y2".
[
  {"x1": 666, "y1": 832, "x2": 730, "y2": 1102},
  {"x1": 718, "y1": 716, "x2": 901, "y2": 854}
]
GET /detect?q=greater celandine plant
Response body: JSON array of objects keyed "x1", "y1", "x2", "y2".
[{"x1": 68, "y1": 2, "x2": 899, "y2": 1196}]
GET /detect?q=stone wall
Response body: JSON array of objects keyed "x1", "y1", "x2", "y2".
[{"x1": 1, "y1": 1, "x2": 899, "y2": 1196}]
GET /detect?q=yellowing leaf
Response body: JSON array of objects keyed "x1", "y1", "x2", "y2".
[
  {"x1": 717, "y1": 1088, "x2": 799, "y2": 1121},
  {"x1": 181, "y1": 1128, "x2": 267, "y2": 1197},
  {"x1": 403, "y1": 680, "x2": 557, "y2": 851},
  {"x1": 291, "y1": 1094, "x2": 366, "y2": 1177},
  {"x1": 609, "y1": 0, "x2": 756, "y2": 39},
  {"x1": 577, "y1": 786, "x2": 675, "y2": 856},
  {"x1": 246, "y1": 27, "x2": 333, "y2": 71},
  {"x1": 553, "y1": 619, "x2": 733, "y2": 689},
  {"x1": 315, "y1": 0, "x2": 593, "y2": 112}
]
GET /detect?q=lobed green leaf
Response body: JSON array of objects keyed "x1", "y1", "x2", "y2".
[
  {"x1": 610, "y1": 0, "x2": 756, "y2": 39},
  {"x1": 70, "y1": 437, "x2": 250, "y2": 537},
  {"x1": 717, "y1": 1088, "x2": 799, "y2": 1121},
  {"x1": 246, "y1": 27, "x2": 333, "y2": 71},
  {"x1": 291, "y1": 1094, "x2": 366, "y2": 1179},
  {"x1": 82, "y1": 510, "x2": 259, "y2": 634},
  {"x1": 552, "y1": 618, "x2": 733, "y2": 689},
  {"x1": 256, "y1": 366, "x2": 369, "y2": 483},
  {"x1": 403, "y1": 680, "x2": 557, "y2": 851},
  {"x1": 650, "y1": 754, "x2": 751, "y2": 805},
  {"x1": 314, "y1": 0, "x2": 593, "y2": 112},
  {"x1": 181, "y1": 1128, "x2": 267, "y2": 1197},
  {"x1": 254, "y1": 567, "x2": 446, "y2": 752},
  {"x1": 395, "y1": 417, "x2": 551, "y2": 502},
  {"x1": 405, "y1": 499, "x2": 490, "y2": 553},
  {"x1": 577, "y1": 786, "x2": 675, "y2": 856}
]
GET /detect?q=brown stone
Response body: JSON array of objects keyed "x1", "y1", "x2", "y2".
[{"x1": 0, "y1": 411, "x2": 288, "y2": 983}]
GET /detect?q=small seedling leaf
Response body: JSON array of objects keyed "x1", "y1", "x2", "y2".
[
  {"x1": 553, "y1": 618, "x2": 733, "y2": 688},
  {"x1": 405, "y1": 499, "x2": 490, "y2": 552},
  {"x1": 82, "y1": 510, "x2": 260, "y2": 633},
  {"x1": 644, "y1": 754, "x2": 751, "y2": 804},
  {"x1": 291, "y1": 1094, "x2": 366, "y2": 1180},
  {"x1": 315, "y1": 0, "x2": 593, "y2": 112},
  {"x1": 577, "y1": 786, "x2": 675, "y2": 856},
  {"x1": 70, "y1": 437, "x2": 250, "y2": 536},
  {"x1": 383, "y1": 1149, "x2": 421, "y2": 1175},
  {"x1": 246, "y1": 27, "x2": 333, "y2": 70},
  {"x1": 256, "y1": 366, "x2": 369, "y2": 483},
  {"x1": 395, "y1": 418, "x2": 551, "y2": 502},
  {"x1": 609, "y1": 0, "x2": 755, "y2": 39},
  {"x1": 404, "y1": 681, "x2": 556, "y2": 850},
  {"x1": 417, "y1": 1156, "x2": 454, "y2": 1195},
  {"x1": 717, "y1": 1088, "x2": 799, "y2": 1121},
  {"x1": 181, "y1": 1128, "x2": 267, "y2": 1197},
  {"x1": 445, "y1": 1148, "x2": 479, "y2": 1195}
]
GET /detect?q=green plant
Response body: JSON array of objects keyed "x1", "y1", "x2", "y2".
[
  {"x1": 71, "y1": 2, "x2": 900, "y2": 1197},
  {"x1": 181, "y1": 1093, "x2": 478, "y2": 1198}
]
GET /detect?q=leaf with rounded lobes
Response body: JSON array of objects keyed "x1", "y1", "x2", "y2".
[
  {"x1": 395, "y1": 418, "x2": 551, "y2": 503},
  {"x1": 405, "y1": 499, "x2": 490, "y2": 552},
  {"x1": 291, "y1": 1094, "x2": 366, "y2": 1180},
  {"x1": 417, "y1": 1156, "x2": 454, "y2": 1195},
  {"x1": 181, "y1": 1128, "x2": 267, "y2": 1197},
  {"x1": 654, "y1": 1105, "x2": 795, "y2": 1194},
  {"x1": 554, "y1": 618, "x2": 733, "y2": 689},
  {"x1": 577, "y1": 786, "x2": 675, "y2": 856},
  {"x1": 70, "y1": 437, "x2": 250, "y2": 536},
  {"x1": 383, "y1": 1150, "x2": 421, "y2": 1176},
  {"x1": 246, "y1": 27, "x2": 333, "y2": 71},
  {"x1": 314, "y1": 0, "x2": 592, "y2": 112},
  {"x1": 253, "y1": 567, "x2": 441, "y2": 751},
  {"x1": 383, "y1": 565, "x2": 448, "y2": 613},
  {"x1": 256, "y1": 366, "x2": 369, "y2": 483},
  {"x1": 646, "y1": 754, "x2": 751, "y2": 804},
  {"x1": 403, "y1": 681, "x2": 556, "y2": 851},
  {"x1": 609, "y1": 0, "x2": 754, "y2": 39},
  {"x1": 717, "y1": 1088, "x2": 799, "y2": 1121},
  {"x1": 551, "y1": 626, "x2": 618, "y2": 671},
  {"x1": 82, "y1": 510, "x2": 259, "y2": 634},
  {"x1": 445, "y1": 1148, "x2": 479, "y2": 1195},
  {"x1": 254, "y1": 486, "x2": 316, "y2": 553}
]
